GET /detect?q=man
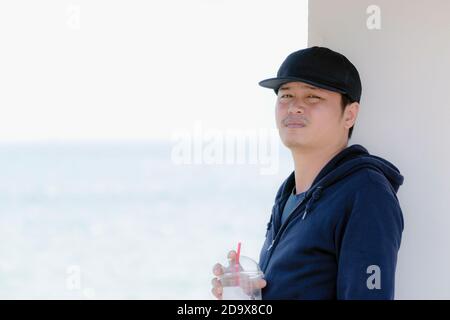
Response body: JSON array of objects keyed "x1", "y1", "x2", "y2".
[{"x1": 211, "y1": 46, "x2": 404, "y2": 299}]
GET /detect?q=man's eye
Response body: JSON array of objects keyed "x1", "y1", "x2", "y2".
[
  {"x1": 280, "y1": 94, "x2": 293, "y2": 98},
  {"x1": 307, "y1": 95, "x2": 321, "y2": 99}
]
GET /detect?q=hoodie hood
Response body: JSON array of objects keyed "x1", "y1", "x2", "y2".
[{"x1": 275, "y1": 144, "x2": 404, "y2": 219}]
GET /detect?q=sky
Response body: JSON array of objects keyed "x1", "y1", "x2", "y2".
[{"x1": 0, "y1": 0, "x2": 308, "y2": 142}]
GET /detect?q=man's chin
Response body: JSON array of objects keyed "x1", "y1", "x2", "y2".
[
  {"x1": 278, "y1": 128, "x2": 313, "y2": 148},
  {"x1": 281, "y1": 136, "x2": 308, "y2": 149}
]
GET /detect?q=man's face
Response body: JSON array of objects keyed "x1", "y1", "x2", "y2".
[{"x1": 275, "y1": 81, "x2": 356, "y2": 150}]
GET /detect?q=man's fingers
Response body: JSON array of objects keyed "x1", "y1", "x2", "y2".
[
  {"x1": 240, "y1": 279, "x2": 266, "y2": 295},
  {"x1": 211, "y1": 277, "x2": 222, "y2": 288},
  {"x1": 227, "y1": 250, "x2": 236, "y2": 261},
  {"x1": 213, "y1": 250, "x2": 237, "y2": 277},
  {"x1": 212, "y1": 263, "x2": 224, "y2": 276},
  {"x1": 211, "y1": 286, "x2": 223, "y2": 299},
  {"x1": 257, "y1": 279, "x2": 267, "y2": 289}
]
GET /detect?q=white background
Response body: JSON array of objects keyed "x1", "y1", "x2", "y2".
[{"x1": 0, "y1": 0, "x2": 307, "y2": 142}]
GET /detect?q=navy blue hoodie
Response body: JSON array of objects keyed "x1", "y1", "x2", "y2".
[{"x1": 258, "y1": 144, "x2": 404, "y2": 300}]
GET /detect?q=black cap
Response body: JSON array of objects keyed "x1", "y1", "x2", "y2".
[{"x1": 259, "y1": 46, "x2": 362, "y2": 103}]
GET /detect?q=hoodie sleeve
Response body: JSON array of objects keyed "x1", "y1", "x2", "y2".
[{"x1": 335, "y1": 175, "x2": 404, "y2": 300}]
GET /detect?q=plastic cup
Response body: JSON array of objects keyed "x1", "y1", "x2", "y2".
[{"x1": 219, "y1": 255, "x2": 264, "y2": 300}]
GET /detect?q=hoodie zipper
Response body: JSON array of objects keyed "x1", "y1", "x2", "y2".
[
  {"x1": 262, "y1": 199, "x2": 309, "y2": 272},
  {"x1": 262, "y1": 186, "x2": 323, "y2": 272}
]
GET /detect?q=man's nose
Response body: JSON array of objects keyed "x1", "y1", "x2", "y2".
[{"x1": 288, "y1": 101, "x2": 305, "y2": 114}]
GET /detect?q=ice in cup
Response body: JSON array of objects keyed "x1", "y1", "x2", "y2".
[{"x1": 219, "y1": 255, "x2": 264, "y2": 300}]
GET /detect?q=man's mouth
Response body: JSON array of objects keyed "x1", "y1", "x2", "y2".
[
  {"x1": 286, "y1": 123, "x2": 306, "y2": 128},
  {"x1": 283, "y1": 117, "x2": 307, "y2": 128}
]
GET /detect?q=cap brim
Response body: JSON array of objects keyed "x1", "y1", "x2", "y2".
[{"x1": 258, "y1": 77, "x2": 347, "y2": 95}]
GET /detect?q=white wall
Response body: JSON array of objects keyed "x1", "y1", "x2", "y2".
[{"x1": 308, "y1": 0, "x2": 450, "y2": 299}]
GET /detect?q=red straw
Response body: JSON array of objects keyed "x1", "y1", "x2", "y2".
[
  {"x1": 236, "y1": 242, "x2": 241, "y2": 265},
  {"x1": 235, "y1": 242, "x2": 241, "y2": 285}
]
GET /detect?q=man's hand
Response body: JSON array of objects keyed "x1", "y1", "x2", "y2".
[{"x1": 211, "y1": 250, "x2": 267, "y2": 300}]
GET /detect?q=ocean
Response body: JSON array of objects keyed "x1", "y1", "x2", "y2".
[{"x1": 0, "y1": 141, "x2": 292, "y2": 299}]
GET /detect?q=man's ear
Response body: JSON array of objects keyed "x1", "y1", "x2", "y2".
[{"x1": 344, "y1": 102, "x2": 360, "y2": 129}]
